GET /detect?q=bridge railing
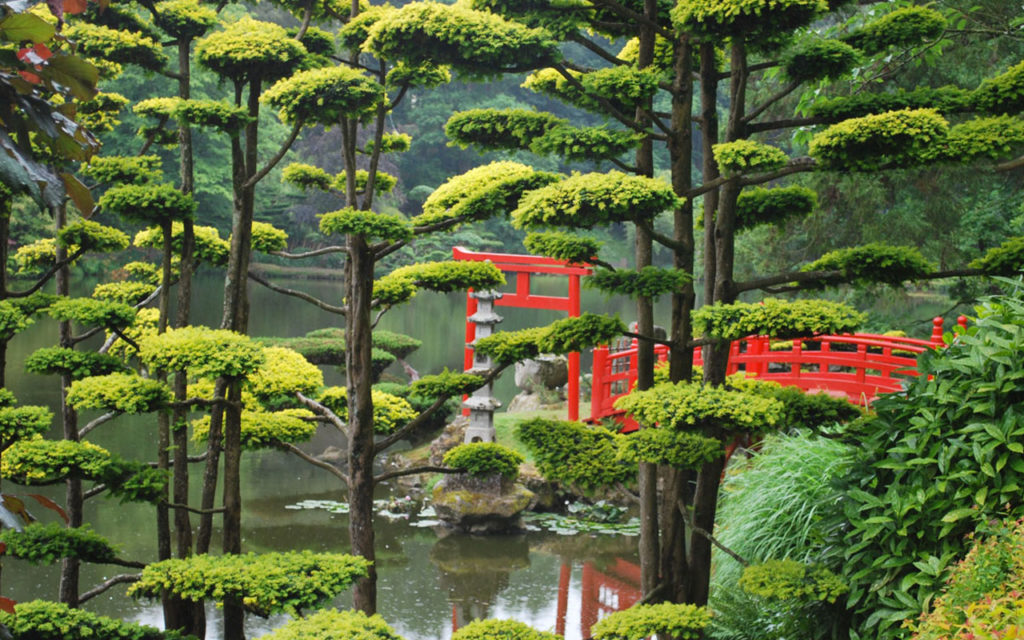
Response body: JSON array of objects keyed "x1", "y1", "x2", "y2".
[{"x1": 590, "y1": 317, "x2": 961, "y2": 428}]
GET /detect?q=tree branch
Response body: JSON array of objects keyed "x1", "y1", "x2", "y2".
[
  {"x1": 744, "y1": 80, "x2": 801, "y2": 124},
  {"x1": 164, "y1": 502, "x2": 226, "y2": 515},
  {"x1": 243, "y1": 120, "x2": 304, "y2": 189},
  {"x1": 296, "y1": 392, "x2": 348, "y2": 437},
  {"x1": 79, "y1": 411, "x2": 118, "y2": 438},
  {"x1": 270, "y1": 246, "x2": 347, "y2": 259},
  {"x1": 280, "y1": 441, "x2": 349, "y2": 485},
  {"x1": 78, "y1": 574, "x2": 140, "y2": 604},
  {"x1": 248, "y1": 270, "x2": 347, "y2": 315},
  {"x1": 374, "y1": 465, "x2": 460, "y2": 484},
  {"x1": 678, "y1": 498, "x2": 749, "y2": 567}
]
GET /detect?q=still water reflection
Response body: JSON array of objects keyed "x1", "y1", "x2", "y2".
[{"x1": 3, "y1": 272, "x2": 645, "y2": 639}]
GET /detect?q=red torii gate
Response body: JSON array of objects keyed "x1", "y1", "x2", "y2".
[{"x1": 453, "y1": 247, "x2": 592, "y2": 421}]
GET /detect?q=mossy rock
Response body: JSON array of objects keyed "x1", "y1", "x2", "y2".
[{"x1": 431, "y1": 474, "x2": 534, "y2": 534}]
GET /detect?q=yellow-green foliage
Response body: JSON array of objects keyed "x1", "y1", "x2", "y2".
[
  {"x1": 386, "y1": 60, "x2": 452, "y2": 90},
  {"x1": 472, "y1": 326, "x2": 546, "y2": 364},
  {"x1": 47, "y1": 297, "x2": 136, "y2": 330},
  {"x1": 1, "y1": 437, "x2": 167, "y2": 502},
  {"x1": 844, "y1": 6, "x2": 945, "y2": 56},
  {"x1": 615, "y1": 381, "x2": 784, "y2": 432},
  {"x1": 739, "y1": 559, "x2": 848, "y2": 603},
  {"x1": 13, "y1": 238, "x2": 57, "y2": 274},
  {"x1": 522, "y1": 66, "x2": 661, "y2": 116},
  {"x1": 80, "y1": 154, "x2": 162, "y2": 185},
  {"x1": 734, "y1": 185, "x2": 816, "y2": 230},
  {"x1": 283, "y1": 163, "x2": 332, "y2": 191},
  {"x1": 65, "y1": 22, "x2": 167, "y2": 71},
  {"x1": 512, "y1": 171, "x2": 679, "y2": 228},
  {"x1": 587, "y1": 266, "x2": 690, "y2": 300},
  {"x1": 801, "y1": 243, "x2": 935, "y2": 287},
  {"x1": 175, "y1": 99, "x2": 250, "y2": 132},
  {"x1": 258, "y1": 608, "x2": 404, "y2": 640},
  {"x1": 451, "y1": 618, "x2": 558, "y2": 640},
  {"x1": 129, "y1": 551, "x2": 372, "y2": 616},
  {"x1": 410, "y1": 370, "x2": 484, "y2": 398},
  {"x1": 57, "y1": 219, "x2": 129, "y2": 253},
  {"x1": 974, "y1": 60, "x2": 1024, "y2": 115},
  {"x1": 93, "y1": 281, "x2": 157, "y2": 305},
  {"x1": 123, "y1": 261, "x2": 161, "y2": 285},
  {"x1": 692, "y1": 298, "x2": 865, "y2": 340},
  {"x1": 970, "y1": 236, "x2": 1024, "y2": 275},
  {"x1": 135, "y1": 222, "x2": 230, "y2": 266},
  {"x1": 66, "y1": 373, "x2": 172, "y2": 413},
  {"x1": 139, "y1": 326, "x2": 265, "y2": 379},
  {"x1": 713, "y1": 139, "x2": 789, "y2": 177},
  {"x1": 810, "y1": 86, "x2": 974, "y2": 122},
  {"x1": 246, "y1": 347, "x2": 323, "y2": 404},
  {"x1": 414, "y1": 161, "x2": 560, "y2": 227},
  {"x1": 474, "y1": 314, "x2": 624, "y2": 365},
  {"x1": 809, "y1": 108, "x2": 948, "y2": 171},
  {"x1": 0, "y1": 522, "x2": 118, "y2": 565},
  {"x1": 443, "y1": 442, "x2": 523, "y2": 479},
  {"x1": 332, "y1": 169, "x2": 398, "y2": 195},
  {"x1": 617, "y1": 34, "x2": 675, "y2": 74},
  {"x1": 0, "y1": 599, "x2": 192, "y2": 640},
  {"x1": 316, "y1": 387, "x2": 417, "y2": 434},
  {"x1": 0, "y1": 300, "x2": 34, "y2": 339},
  {"x1": 591, "y1": 602, "x2": 712, "y2": 640},
  {"x1": 99, "y1": 183, "x2": 197, "y2": 225},
  {"x1": 783, "y1": 38, "x2": 859, "y2": 83},
  {"x1": 134, "y1": 97, "x2": 180, "y2": 118},
  {"x1": 319, "y1": 208, "x2": 413, "y2": 242},
  {"x1": 946, "y1": 115, "x2": 1024, "y2": 161},
  {"x1": 338, "y1": 5, "x2": 391, "y2": 50},
  {"x1": 263, "y1": 66, "x2": 383, "y2": 126},
  {"x1": 107, "y1": 307, "x2": 158, "y2": 359},
  {"x1": 77, "y1": 92, "x2": 130, "y2": 133},
  {"x1": 516, "y1": 417, "x2": 635, "y2": 492},
  {"x1": 621, "y1": 427, "x2": 722, "y2": 469},
  {"x1": 153, "y1": 0, "x2": 217, "y2": 40},
  {"x1": 249, "y1": 220, "x2": 288, "y2": 253},
  {"x1": 25, "y1": 347, "x2": 126, "y2": 380},
  {"x1": 912, "y1": 520, "x2": 1024, "y2": 640},
  {"x1": 193, "y1": 409, "x2": 316, "y2": 449},
  {"x1": 523, "y1": 231, "x2": 601, "y2": 264},
  {"x1": 367, "y1": 132, "x2": 412, "y2": 154},
  {"x1": 376, "y1": 261, "x2": 505, "y2": 307},
  {"x1": 531, "y1": 125, "x2": 641, "y2": 162},
  {"x1": 672, "y1": 0, "x2": 827, "y2": 41},
  {"x1": 196, "y1": 18, "x2": 309, "y2": 83},
  {"x1": 0, "y1": 404, "x2": 52, "y2": 447},
  {"x1": 291, "y1": 25, "x2": 334, "y2": 60},
  {"x1": 445, "y1": 108, "x2": 566, "y2": 151},
  {"x1": 365, "y1": 1, "x2": 559, "y2": 76}
]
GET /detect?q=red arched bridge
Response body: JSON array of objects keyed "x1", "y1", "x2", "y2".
[{"x1": 453, "y1": 247, "x2": 964, "y2": 429}]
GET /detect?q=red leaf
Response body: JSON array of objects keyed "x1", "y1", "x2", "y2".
[
  {"x1": 17, "y1": 43, "x2": 53, "y2": 69},
  {"x1": 27, "y1": 494, "x2": 68, "y2": 523},
  {"x1": 0, "y1": 542, "x2": 6, "y2": 555},
  {"x1": 0, "y1": 597, "x2": 15, "y2": 614},
  {"x1": 63, "y1": 0, "x2": 87, "y2": 14},
  {"x1": 18, "y1": 70, "x2": 42, "y2": 84}
]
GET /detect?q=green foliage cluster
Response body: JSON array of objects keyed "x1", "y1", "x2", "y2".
[
  {"x1": 373, "y1": 382, "x2": 457, "y2": 433},
  {"x1": 973, "y1": 61, "x2": 1024, "y2": 115},
  {"x1": 249, "y1": 221, "x2": 288, "y2": 253},
  {"x1": 57, "y1": 219, "x2": 129, "y2": 253},
  {"x1": 911, "y1": 519, "x2": 1024, "y2": 640},
  {"x1": 692, "y1": 298, "x2": 865, "y2": 341},
  {"x1": 782, "y1": 39, "x2": 859, "y2": 83},
  {"x1": 414, "y1": 161, "x2": 560, "y2": 227},
  {"x1": 282, "y1": 163, "x2": 333, "y2": 191},
  {"x1": 258, "y1": 608, "x2": 404, "y2": 640},
  {"x1": 133, "y1": 97, "x2": 178, "y2": 118},
  {"x1": 524, "y1": 231, "x2": 600, "y2": 264},
  {"x1": 77, "y1": 92, "x2": 130, "y2": 133},
  {"x1": 123, "y1": 261, "x2": 162, "y2": 285},
  {"x1": 47, "y1": 297, "x2": 136, "y2": 330},
  {"x1": 0, "y1": 300, "x2": 34, "y2": 340},
  {"x1": 410, "y1": 370, "x2": 484, "y2": 398},
  {"x1": 591, "y1": 602, "x2": 712, "y2": 640},
  {"x1": 451, "y1": 619, "x2": 558, "y2": 640},
  {"x1": 587, "y1": 266, "x2": 690, "y2": 300},
  {"x1": 316, "y1": 387, "x2": 417, "y2": 434},
  {"x1": 25, "y1": 347, "x2": 127, "y2": 380},
  {"x1": 843, "y1": 6, "x2": 946, "y2": 56},
  {"x1": 129, "y1": 551, "x2": 371, "y2": 617},
  {"x1": 99, "y1": 183, "x2": 197, "y2": 225},
  {"x1": 0, "y1": 522, "x2": 118, "y2": 565},
  {"x1": 365, "y1": 2, "x2": 559, "y2": 76},
  {"x1": 445, "y1": 108, "x2": 566, "y2": 151},
  {"x1": 13, "y1": 238, "x2": 59, "y2": 274},
  {"x1": 442, "y1": 442, "x2": 524, "y2": 479},
  {"x1": 512, "y1": 171, "x2": 679, "y2": 228},
  {"x1": 620, "y1": 427, "x2": 722, "y2": 469},
  {"x1": 739, "y1": 560, "x2": 847, "y2": 603},
  {"x1": 0, "y1": 600, "x2": 192, "y2": 640},
  {"x1": 65, "y1": 22, "x2": 167, "y2": 71},
  {"x1": 319, "y1": 208, "x2": 413, "y2": 242},
  {"x1": 538, "y1": 313, "x2": 626, "y2": 354},
  {"x1": 1, "y1": 437, "x2": 167, "y2": 502},
  {"x1": 616, "y1": 381, "x2": 783, "y2": 432},
  {"x1": 193, "y1": 409, "x2": 316, "y2": 449},
  {"x1": 291, "y1": 26, "x2": 335, "y2": 61},
  {"x1": 175, "y1": 99, "x2": 251, "y2": 132},
  {"x1": 840, "y1": 291, "x2": 1024, "y2": 639},
  {"x1": 376, "y1": 261, "x2": 504, "y2": 308},
  {"x1": 246, "y1": 347, "x2": 323, "y2": 405},
  {"x1": 800, "y1": 243, "x2": 935, "y2": 288},
  {"x1": 135, "y1": 223, "x2": 229, "y2": 266},
  {"x1": 92, "y1": 281, "x2": 158, "y2": 305},
  {"x1": 0, "y1": 404, "x2": 53, "y2": 447},
  {"x1": 970, "y1": 236, "x2": 1024, "y2": 275},
  {"x1": 522, "y1": 67, "x2": 660, "y2": 115},
  {"x1": 516, "y1": 418, "x2": 634, "y2": 492},
  {"x1": 152, "y1": 0, "x2": 218, "y2": 40},
  {"x1": 713, "y1": 140, "x2": 789, "y2": 177},
  {"x1": 368, "y1": 330, "x2": 422, "y2": 359},
  {"x1": 263, "y1": 66, "x2": 383, "y2": 126},
  {"x1": 809, "y1": 86, "x2": 974, "y2": 122},
  {"x1": 809, "y1": 108, "x2": 949, "y2": 171},
  {"x1": 734, "y1": 185, "x2": 816, "y2": 231},
  {"x1": 753, "y1": 381, "x2": 863, "y2": 430},
  {"x1": 946, "y1": 115, "x2": 1024, "y2": 161},
  {"x1": 367, "y1": 133, "x2": 412, "y2": 155},
  {"x1": 140, "y1": 326, "x2": 265, "y2": 379},
  {"x1": 472, "y1": 327, "x2": 546, "y2": 365},
  {"x1": 80, "y1": 155, "x2": 162, "y2": 185},
  {"x1": 196, "y1": 18, "x2": 309, "y2": 83},
  {"x1": 530, "y1": 125, "x2": 641, "y2": 163}
]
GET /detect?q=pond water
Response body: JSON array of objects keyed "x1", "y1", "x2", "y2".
[{"x1": 2, "y1": 270, "x2": 649, "y2": 639}]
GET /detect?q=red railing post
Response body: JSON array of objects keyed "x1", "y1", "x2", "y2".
[
  {"x1": 568, "y1": 273, "x2": 581, "y2": 421},
  {"x1": 591, "y1": 346, "x2": 608, "y2": 422},
  {"x1": 930, "y1": 316, "x2": 944, "y2": 346},
  {"x1": 461, "y1": 290, "x2": 478, "y2": 417}
]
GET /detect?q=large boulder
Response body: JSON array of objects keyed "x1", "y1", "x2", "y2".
[
  {"x1": 431, "y1": 473, "x2": 534, "y2": 534},
  {"x1": 513, "y1": 355, "x2": 568, "y2": 393}
]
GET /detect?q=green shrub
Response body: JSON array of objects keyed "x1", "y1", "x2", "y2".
[
  {"x1": 592, "y1": 602, "x2": 712, "y2": 640},
  {"x1": 258, "y1": 608, "x2": 404, "y2": 640},
  {"x1": 0, "y1": 599, "x2": 192, "y2": 639},
  {"x1": 0, "y1": 522, "x2": 118, "y2": 565},
  {"x1": 443, "y1": 442, "x2": 523, "y2": 479},
  {"x1": 516, "y1": 418, "x2": 634, "y2": 492},
  {"x1": 451, "y1": 619, "x2": 558, "y2": 640}
]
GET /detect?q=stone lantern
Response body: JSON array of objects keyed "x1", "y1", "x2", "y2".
[{"x1": 463, "y1": 289, "x2": 503, "y2": 443}]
